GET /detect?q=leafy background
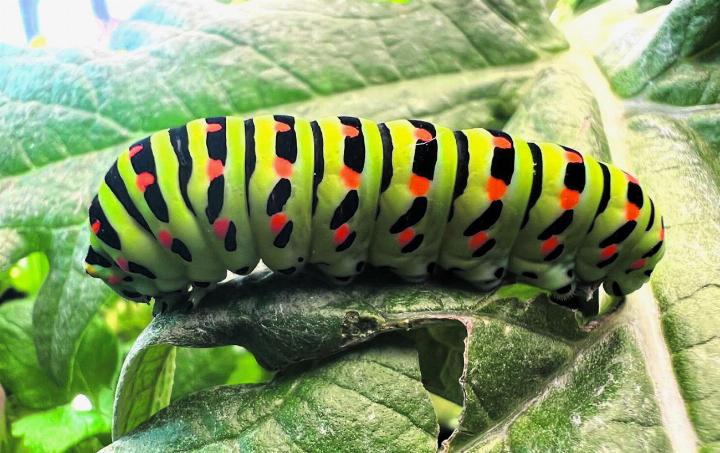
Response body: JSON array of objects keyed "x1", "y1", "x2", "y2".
[{"x1": 0, "y1": 0, "x2": 718, "y2": 451}]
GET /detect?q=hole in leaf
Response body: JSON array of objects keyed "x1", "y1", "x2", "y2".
[
  {"x1": 171, "y1": 346, "x2": 274, "y2": 402},
  {"x1": 0, "y1": 252, "x2": 49, "y2": 304},
  {"x1": 405, "y1": 321, "x2": 467, "y2": 448}
]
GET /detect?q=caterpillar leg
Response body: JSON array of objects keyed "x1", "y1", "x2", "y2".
[
  {"x1": 550, "y1": 281, "x2": 605, "y2": 316},
  {"x1": 549, "y1": 280, "x2": 578, "y2": 301},
  {"x1": 189, "y1": 281, "x2": 218, "y2": 308},
  {"x1": 152, "y1": 289, "x2": 192, "y2": 315},
  {"x1": 449, "y1": 265, "x2": 505, "y2": 292}
]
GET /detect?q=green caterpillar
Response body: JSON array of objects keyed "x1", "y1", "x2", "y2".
[{"x1": 84, "y1": 115, "x2": 665, "y2": 306}]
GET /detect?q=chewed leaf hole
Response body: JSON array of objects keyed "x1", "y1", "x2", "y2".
[{"x1": 406, "y1": 322, "x2": 467, "y2": 448}]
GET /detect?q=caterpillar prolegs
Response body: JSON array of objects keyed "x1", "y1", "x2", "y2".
[{"x1": 84, "y1": 115, "x2": 665, "y2": 307}]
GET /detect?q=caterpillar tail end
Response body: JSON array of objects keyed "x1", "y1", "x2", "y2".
[{"x1": 550, "y1": 281, "x2": 619, "y2": 319}]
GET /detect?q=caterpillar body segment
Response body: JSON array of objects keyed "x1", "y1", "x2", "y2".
[{"x1": 84, "y1": 115, "x2": 665, "y2": 305}]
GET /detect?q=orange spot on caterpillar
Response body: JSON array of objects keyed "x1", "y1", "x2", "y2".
[
  {"x1": 493, "y1": 136, "x2": 512, "y2": 149},
  {"x1": 207, "y1": 159, "x2": 224, "y2": 181},
  {"x1": 334, "y1": 223, "x2": 351, "y2": 245},
  {"x1": 91, "y1": 220, "x2": 101, "y2": 234},
  {"x1": 660, "y1": 228, "x2": 665, "y2": 240},
  {"x1": 409, "y1": 174, "x2": 430, "y2": 196},
  {"x1": 158, "y1": 230, "x2": 172, "y2": 248},
  {"x1": 275, "y1": 122, "x2": 291, "y2": 132},
  {"x1": 630, "y1": 258, "x2": 647, "y2": 270},
  {"x1": 274, "y1": 157, "x2": 293, "y2": 178},
  {"x1": 398, "y1": 228, "x2": 415, "y2": 247},
  {"x1": 415, "y1": 128, "x2": 433, "y2": 142},
  {"x1": 342, "y1": 125, "x2": 359, "y2": 138},
  {"x1": 206, "y1": 123, "x2": 223, "y2": 133},
  {"x1": 108, "y1": 275, "x2": 122, "y2": 285},
  {"x1": 560, "y1": 188, "x2": 580, "y2": 210},
  {"x1": 213, "y1": 218, "x2": 230, "y2": 239},
  {"x1": 625, "y1": 171, "x2": 639, "y2": 184},
  {"x1": 269, "y1": 213, "x2": 287, "y2": 234},
  {"x1": 541, "y1": 236, "x2": 560, "y2": 254},
  {"x1": 116, "y1": 257, "x2": 129, "y2": 272},
  {"x1": 468, "y1": 231, "x2": 488, "y2": 249},
  {"x1": 626, "y1": 202, "x2": 640, "y2": 221},
  {"x1": 340, "y1": 166, "x2": 361, "y2": 190},
  {"x1": 486, "y1": 176, "x2": 507, "y2": 201},
  {"x1": 600, "y1": 245, "x2": 617, "y2": 258},
  {"x1": 136, "y1": 172, "x2": 155, "y2": 192},
  {"x1": 129, "y1": 144, "x2": 143, "y2": 158},
  {"x1": 565, "y1": 151, "x2": 583, "y2": 163}
]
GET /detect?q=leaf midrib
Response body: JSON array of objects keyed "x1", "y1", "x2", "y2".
[{"x1": 558, "y1": 2, "x2": 701, "y2": 450}]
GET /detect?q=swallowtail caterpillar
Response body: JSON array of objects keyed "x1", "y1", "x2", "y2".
[{"x1": 84, "y1": 115, "x2": 665, "y2": 312}]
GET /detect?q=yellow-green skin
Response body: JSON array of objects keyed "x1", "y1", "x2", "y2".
[{"x1": 85, "y1": 115, "x2": 665, "y2": 304}]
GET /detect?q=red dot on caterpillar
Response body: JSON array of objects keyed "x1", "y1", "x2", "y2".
[
  {"x1": 116, "y1": 257, "x2": 129, "y2": 272},
  {"x1": 269, "y1": 213, "x2": 287, "y2": 234},
  {"x1": 541, "y1": 236, "x2": 560, "y2": 254},
  {"x1": 415, "y1": 128, "x2": 433, "y2": 142},
  {"x1": 206, "y1": 123, "x2": 223, "y2": 133},
  {"x1": 274, "y1": 157, "x2": 293, "y2": 178},
  {"x1": 493, "y1": 136, "x2": 512, "y2": 149},
  {"x1": 398, "y1": 228, "x2": 415, "y2": 246},
  {"x1": 565, "y1": 151, "x2": 583, "y2": 163},
  {"x1": 469, "y1": 231, "x2": 488, "y2": 249},
  {"x1": 560, "y1": 188, "x2": 580, "y2": 210},
  {"x1": 625, "y1": 171, "x2": 639, "y2": 184},
  {"x1": 129, "y1": 144, "x2": 143, "y2": 158},
  {"x1": 630, "y1": 258, "x2": 647, "y2": 270},
  {"x1": 107, "y1": 275, "x2": 122, "y2": 285},
  {"x1": 340, "y1": 166, "x2": 361, "y2": 189},
  {"x1": 275, "y1": 122, "x2": 291, "y2": 132},
  {"x1": 409, "y1": 174, "x2": 430, "y2": 196},
  {"x1": 486, "y1": 176, "x2": 507, "y2": 201},
  {"x1": 207, "y1": 159, "x2": 224, "y2": 181},
  {"x1": 91, "y1": 220, "x2": 101, "y2": 234},
  {"x1": 342, "y1": 125, "x2": 359, "y2": 138},
  {"x1": 334, "y1": 224, "x2": 351, "y2": 245},
  {"x1": 158, "y1": 230, "x2": 173, "y2": 248},
  {"x1": 136, "y1": 172, "x2": 155, "y2": 192},
  {"x1": 600, "y1": 244, "x2": 617, "y2": 258},
  {"x1": 213, "y1": 218, "x2": 230, "y2": 239},
  {"x1": 626, "y1": 202, "x2": 640, "y2": 221}
]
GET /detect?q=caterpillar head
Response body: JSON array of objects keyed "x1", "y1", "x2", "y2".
[{"x1": 84, "y1": 246, "x2": 153, "y2": 303}]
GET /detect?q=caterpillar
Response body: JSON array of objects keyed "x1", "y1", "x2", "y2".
[{"x1": 84, "y1": 115, "x2": 665, "y2": 307}]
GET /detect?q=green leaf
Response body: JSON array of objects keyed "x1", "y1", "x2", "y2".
[
  {"x1": 113, "y1": 343, "x2": 176, "y2": 438},
  {"x1": 171, "y1": 346, "x2": 269, "y2": 401},
  {"x1": 0, "y1": 299, "x2": 67, "y2": 409},
  {"x1": 0, "y1": 295, "x2": 118, "y2": 417},
  {"x1": 473, "y1": 328, "x2": 670, "y2": 451},
  {"x1": 225, "y1": 348, "x2": 274, "y2": 386},
  {"x1": 1, "y1": 252, "x2": 48, "y2": 297},
  {"x1": 73, "y1": 313, "x2": 120, "y2": 404},
  {"x1": 11, "y1": 390, "x2": 112, "y2": 453},
  {"x1": 107, "y1": 340, "x2": 438, "y2": 453},
  {"x1": 636, "y1": 0, "x2": 671, "y2": 12},
  {"x1": 597, "y1": 0, "x2": 720, "y2": 98},
  {"x1": 0, "y1": 384, "x2": 7, "y2": 451},
  {"x1": 111, "y1": 272, "x2": 584, "y2": 442}
]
